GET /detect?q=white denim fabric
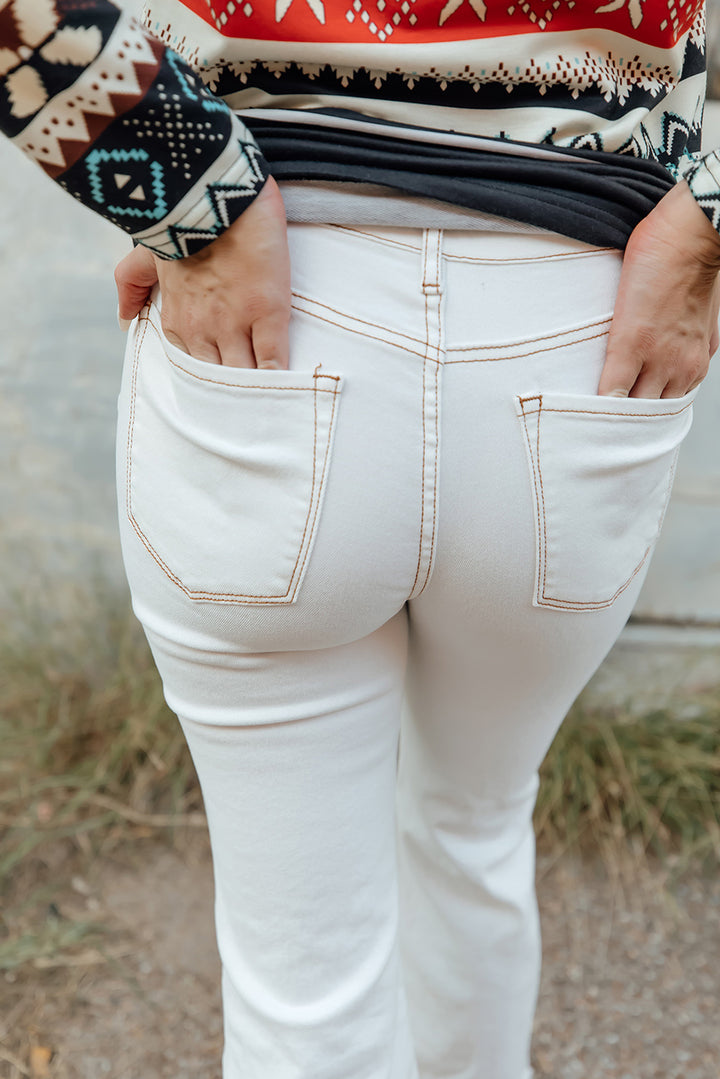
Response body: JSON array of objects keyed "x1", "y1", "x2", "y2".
[{"x1": 116, "y1": 223, "x2": 699, "y2": 1079}]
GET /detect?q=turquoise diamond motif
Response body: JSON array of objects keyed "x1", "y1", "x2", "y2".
[{"x1": 86, "y1": 149, "x2": 168, "y2": 220}]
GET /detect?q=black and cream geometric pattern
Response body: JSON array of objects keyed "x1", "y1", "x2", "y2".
[
  {"x1": 0, "y1": 0, "x2": 269, "y2": 257},
  {"x1": 685, "y1": 151, "x2": 720, "y2": 231}
]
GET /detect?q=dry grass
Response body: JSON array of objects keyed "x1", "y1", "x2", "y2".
[
  {"x1": 1, "y1": 607, "x2": 202, "y2": 859},
  {"x1": 1, "y1": 599, "x2": 719, "y2": 973},
  {"x1": 0, "y1": 599, "x2": 202, "y2": 974},
  {"x1": 535, "y1": 700, "x2": 720, "y2": 869}
]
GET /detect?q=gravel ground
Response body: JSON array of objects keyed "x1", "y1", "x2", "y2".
[
  {"x1": 533, "y1": 854, "x2": 719, "y2": 1079},
  {"x1": 1, "y1": 834, "x2": 718, "y2": 1079}
]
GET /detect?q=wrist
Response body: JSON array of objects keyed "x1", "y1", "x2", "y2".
[{"x1": 633, "y1": 181, "x2": 720, "y2": 274}]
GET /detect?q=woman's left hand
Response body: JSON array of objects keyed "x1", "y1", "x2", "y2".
[{"x1": 599, "y1": 180, "x2": 720, "y2": 399}]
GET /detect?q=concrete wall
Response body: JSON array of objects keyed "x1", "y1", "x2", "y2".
[
  {"x1": 0, "y1": 142, "x2": 129, "y2": 618},
  {"x1": 708, "y1": 0, "x2": 720, "y2": 99}
]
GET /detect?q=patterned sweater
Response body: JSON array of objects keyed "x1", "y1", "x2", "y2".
[{"x1": 1, "y1": 0, "x2": 719, "y2": 257}]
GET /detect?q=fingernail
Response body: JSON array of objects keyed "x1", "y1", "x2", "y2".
[
  {"x1": 604, "y1": 388, "x2": 630, "y2": 398},
  {"x1": 117, "y1": 306, "x2": 132, "y2": 333}
]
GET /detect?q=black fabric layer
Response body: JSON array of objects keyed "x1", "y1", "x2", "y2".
[{"x1": 244, "y1": 114, "x2": 676, "y2": 249}]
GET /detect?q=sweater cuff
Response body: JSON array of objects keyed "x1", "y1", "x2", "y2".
[
  {"x1": 131, "y1": 114, "x2": 270, "y2": 260},
  {"x1": 684, "y1": 149, "x2": 720, "y2": 234},
  {"x1": 2, "y1": 2, "x2": 270, "y2": 260}
]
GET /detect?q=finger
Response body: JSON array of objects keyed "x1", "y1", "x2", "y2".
[
  {"x1": 162, "y1": 326, "x2": 193, "y2": 357},
  {"x1": 660, "y1": 376, "x2": 705, "y2": 399},
  {"x1": 627, "y1": 372, "x2": 665, "y2": 399},
  {"x1": 659, "y1": 383, "x2": 693, "y2": 399},
  {"x1": 160, "y1": 305, "x2": 222, "y2": 365},
  {"x1": 216, "y1": 333, "x2": 255, "y2": 369},
  {"x1": 114, "y1": 245, "x2": 159, "y2": 326},
  {"x1": 250, "y1": 311, "x2": 290, "y2": 371},
  {"x1": 178, "y1": 335, "x2": 222, "y2": 365},
  {"x1": 596, "y1": 351, "x2": 642, "y2": 397},
  {"x1": 159, "y1": 310, "x2": 192, "y2": 358},
  {"x1": 162, "y1": 323, "x2": 222, "y2": 365},
  {"x1": 626, "y1": 369, "x2": 673, "y2": 403},
  {"x1": 659, "y1": 356, "x2": 709, "y2": 398}
]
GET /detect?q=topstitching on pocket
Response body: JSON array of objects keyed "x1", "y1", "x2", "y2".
[
  {"x1": 125, "y1": 309, "x2": 342, "y2": 604},
  {"x1": 515, "y1": 388, "x2": 698, "y2": 612}
]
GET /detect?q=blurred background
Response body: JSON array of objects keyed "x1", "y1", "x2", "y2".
[{"x1": 1, "y1": 4, "x2": 720, "y2": 1079}]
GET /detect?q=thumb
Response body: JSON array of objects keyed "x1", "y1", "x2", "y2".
[{"x1": 114, "y1": 244, "x2": 159, "y2": 329}]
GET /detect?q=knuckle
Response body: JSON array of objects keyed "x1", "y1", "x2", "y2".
[
  {"x1": 685, "y1": 356, "x2": 709, "y2": 385},
  {"x1": 601, "y1": 354, "x2": 640, "y2": 391},
  {"x1": 245, "y1": 290, "x2": 290, "y2": 323},
  {"x1": 161, "y1": 311, "x2": 185, "y2": 344},
  {"x1": 666, "y1": 345, "x2": 707, "y2": 385},
  {"x1": 632, "y1": 328, "x2": 660, "y2": 369}
]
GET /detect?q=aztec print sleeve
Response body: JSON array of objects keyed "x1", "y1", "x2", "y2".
[
  {"x1": 684, "y1": 151, "x2": 720, "y2": 235},
  {"x1": 0, "y1": 0, "x2": 269, "y2": 258}
]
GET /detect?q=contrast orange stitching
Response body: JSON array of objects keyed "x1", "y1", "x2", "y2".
[
  {"x1": 332, "y1": 224, "x2": 423, "y2": 253},
  {"x1": 542, "y1": 401, "x2": 694, "y2": 419},
  {"x1": 536, "y1": 402, "x2": 550, "y2": 602},
  {"x1": 445, "y1": 328, "x2": 611, "y2": 364},
  {"x1": 416, "y1": 271, "x2": 442, "y2": 598},
  {"x1": 518, "y1": 401, "x2": 544, "y2": 607},
  {"x1": 536, "y1": 413, "x2": 664, "y2": 609},
  {"x1": 129, "y1": 381, "x2": 313, "y2": 601},
  {"x1": 409, "y1": 255, "x2": 432, "y2": 597},
  {"x1": 126, "y1": 309, "x2": 151, "y2": 527},
  {"x1": 285, "y1": 374, "x2": 322, "y2": 602},
  {"x1": 446, "y1": 317, "x2": 612, "y2": 352},
  {"x1": 127, "y1": 311, "x2": 208, "y2": 597},
  {"x1": 519, "y1": 393, "x2": 668, "y2": 611},
  {"x1": 126, "y1": 336, "x2": 341, "y2": 601},
  {"x1": 281, "y1": 376, "x2": 326, "y2": 600},
  {"x1": 313, "y1": 368, "x2": 341, "y2": 383},
  {"x1": 437, "y1": 229, "x2": 441, "y2": 289},
  {"x1": 442, "y1": 247, "x2": 616, "y2": 265},
  {"x1": 291, "y1": 303, "x2": 431, "y2": 361},
  {"x1": 423, "y1": 231, "x2": 443, "y2": 596},
  {"x1": 533, "y1": 399, "x2": 548, "y2": 604},
  {"x1": 291, "y1": 292, "x2": 424, "y2": 348},
  {"x1": 539, "y1": 551, "x2": 651, "y2": 609},
  {"x1": 289, "y1": 383, "x2": 341, "y2": 599},
  {"x1": 146, "y1": 313, "x2": 336, "y2": 392},
  {"x1": 419, "y1": 227, "x2": 441, "y2": 295},
  {"x1": 332, "y1": 227, "x2": 615, "y2": 263}
]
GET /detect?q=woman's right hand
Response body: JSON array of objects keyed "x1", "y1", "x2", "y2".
[{"x1": 114, "y1": 176, "x2": 291, "y2": 369}]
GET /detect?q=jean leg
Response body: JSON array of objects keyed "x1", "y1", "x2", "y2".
[{"x1": 151, "y1": 614, "x2": 417, "y2": 1079}]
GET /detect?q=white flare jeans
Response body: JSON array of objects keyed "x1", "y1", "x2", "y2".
[{"x1": 116, "y1": 223, "x2": 698, "y2": 1079}]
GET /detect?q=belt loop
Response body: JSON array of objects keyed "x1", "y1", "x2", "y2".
[{"x1": 421, "y1": 228, "x2": 443, "y2": 296}]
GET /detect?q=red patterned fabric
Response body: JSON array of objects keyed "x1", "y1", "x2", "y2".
[{"x1": 181, "y1": 0, "x2": 702, "y2": 49}]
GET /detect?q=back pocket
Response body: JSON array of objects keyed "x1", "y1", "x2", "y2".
[
  {"x1": 126, "y1": 308, "x2": 341, "y2": 604},
  {"x1": 515, "y1": 388, "x2": 698, "y2": 612}
]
